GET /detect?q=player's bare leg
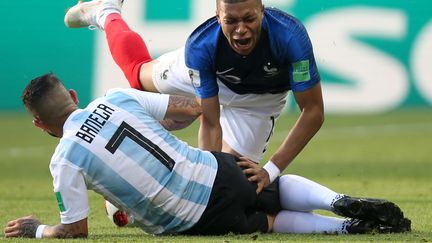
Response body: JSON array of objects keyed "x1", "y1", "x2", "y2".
[
  {"x1": 65, "y1": 0, "x2": 154, "y2": 92},
  {"x1": 138, "y1": 62, "x2": 159, "y2": 92},
  {"x1": 222, "y1": 141, "x2": 244, "y2": 159}
]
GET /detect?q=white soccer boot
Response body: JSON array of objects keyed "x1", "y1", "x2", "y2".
[{"x1": 64, "y1": 0, "x2": 124, "y2": 30}]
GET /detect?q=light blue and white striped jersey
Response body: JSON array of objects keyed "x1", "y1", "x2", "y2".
[{"x1": 50, "y1": 88, "x2": 218, "y2": 234}]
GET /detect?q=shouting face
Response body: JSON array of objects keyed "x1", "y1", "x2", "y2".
[{"x1": 216, "y1": 0, "x2": 264, "y2": 56}]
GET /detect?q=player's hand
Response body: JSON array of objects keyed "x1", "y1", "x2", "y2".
[
  {"x1": 4, "y1": 215, "x2": 42, "y2": 238},
  {"x1": 237, "y1": 157, "x2": 270, "y2": 194}
]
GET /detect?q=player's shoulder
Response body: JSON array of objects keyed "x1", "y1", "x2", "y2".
[
  {"x1": 49, "y1": 137, "x2": 83, "y2": 170},
  {"x1": 263, "y1": 7, "x2": 309, "y2": 43},
  {"x1": 186, "y1": 16, "x2": 220, "y2": 49},
  {"x1": 263, "y1": 8, "x2": 313, "y2": 60},
  {"x1": 263, "y1": 7, "x2": 305, "y2": 30},
  {"x1": 185, "y1": 16, "x2": 220, "y2": 66},
  {"x1": 105, "y1": 87, "x2": 133, "y2": 96},
  {"x1": 104, "y1": 88, "x2": 149, "y2": 101}
]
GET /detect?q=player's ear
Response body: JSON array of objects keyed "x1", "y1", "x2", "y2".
[
  {"x1": 215, "y1": 3, "x2": 221, "y2": 24},
  {"x1": 216, "y1": 11, "x2": 221, "y2": 24},
  {"x1": 69, "y1": 89, "x2": 79, "y2": 105},
  {"x1": 33, "y1": 118, "x2": 48, "y2": 131}
]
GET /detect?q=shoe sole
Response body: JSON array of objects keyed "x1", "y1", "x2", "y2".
[
  {"x1": 379, "y1": 217, "x2": 412, "y2": 233},
  {"x1": 64, "y1": 0, "x2": 103, "y2": 28},
  {"x1": 335, "y1": 198, "x2": 404, "y2": 226}
]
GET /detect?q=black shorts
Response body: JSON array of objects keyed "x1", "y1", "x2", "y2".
[{"x1": 182, "y1": 152, "x2": 281, "y2": 235}]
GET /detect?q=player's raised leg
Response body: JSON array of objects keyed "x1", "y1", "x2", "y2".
[
  {"x1": 64, "y1": 0, "x2": 157, "y2": 92},
  {"x1": 64, "y1": 0, "x2": 123, "y2": 30}
]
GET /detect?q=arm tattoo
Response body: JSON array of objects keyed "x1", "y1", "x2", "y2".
[
  {"x1": 161, "y1": 95, "x2": 201, "y2": 131},
  {"x1": 160, "y1": 118, "x2": 192, "y2": 131},
  {"x1": 167, "y1": 95, "x2": 200, "y2": 111},
  {"x1": 53, "y1": 224, "x2": 87, "y2": 238},
  {"x1": 20, "y1": 221, "x2": 39, "y2": 238}
]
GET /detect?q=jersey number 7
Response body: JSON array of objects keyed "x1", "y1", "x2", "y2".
[{"x1": 105, "y1": 121, "x2": 175, "y2": 171}]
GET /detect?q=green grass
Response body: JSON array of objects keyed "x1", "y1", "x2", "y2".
[{"x1": 0, "y1": 109, "x2": 431, "y2": 242}]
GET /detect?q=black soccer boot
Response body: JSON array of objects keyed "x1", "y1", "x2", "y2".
[
  {"x1": 332, "y1": 195, "x2": 405, "y2": 227},
  {"x1": 344, "y1": 218, "x2": 380, "y2": 234},
  {"x1": 387, "y1": 217, "x2": 412, "y2": 233},
  {"x1": 344, "y1": 218, "x2": 411, "y2": 234}
]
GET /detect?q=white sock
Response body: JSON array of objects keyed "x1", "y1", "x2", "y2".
[
  {"x1": 273, "y1": 210, "x2": 348, "y2": 234},
  {"x1": 97, "y1": 0, "x2": 123, "y2": 29},
  {"x1": 98, "y1": 10, "x2": 120, "y2": 30},
  {"x1": 278, "y1": 174, "x2": 344, "y2": 212}
]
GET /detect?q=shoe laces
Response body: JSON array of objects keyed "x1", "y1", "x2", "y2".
[{"x1": 88, "y1": 25, "x2": 98, "y2": 30}]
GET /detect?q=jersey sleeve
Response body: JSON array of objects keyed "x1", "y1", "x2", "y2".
[
  {"x1": 265, "y1": 8, "x2": 321, "y2": 92},
  {"x1": 50, "y1": 160, "x2": 89, "y2": 224},
  {"x1": 106, "y1": 88, "x2": 170, "y2": 121},
  {"x1": 132, "y1": 90, "x2": 170, "y2": 120},
  {"x1": 285, "y1": 23, "x2": 321, "y2": 92},
  {"x1": 185, "y1": 17, "x2": 220, "y2": 99}
]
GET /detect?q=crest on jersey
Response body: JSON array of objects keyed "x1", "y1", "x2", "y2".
[
  {"x1": 189, "y1": 69, "x2": 201, "y2": 88},
  {"x1": 263, "y1": 62, "x2": 280, "y2": 77}
]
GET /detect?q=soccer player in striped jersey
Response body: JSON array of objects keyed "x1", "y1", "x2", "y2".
[{"x1": 4, "y1": 73, "x2": 410, "y2": 238}]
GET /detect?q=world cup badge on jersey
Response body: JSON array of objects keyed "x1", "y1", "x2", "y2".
[
  {"x1": 188, "y1": 69, "x2": 201, "y2": 88},
  {"x1": 292, "y1": 60, "x2": 310, "y2": 82}
]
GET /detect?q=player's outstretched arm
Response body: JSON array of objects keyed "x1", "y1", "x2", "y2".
[
  {"x1": 270, "y1": 83, "x2": 324, "y2": 174},
  {"x1": 241, "y1": 83, "x2": 324, "y2": 193},
  {"x1": 197, "y1": 96, "x2": 223, "y2": 152},
  {"x1": 164, "y1": 95, "x2": 202, "y2": 121},
  {"x1": 4, "y1": 215, "x2": 88, "y2": 239}
]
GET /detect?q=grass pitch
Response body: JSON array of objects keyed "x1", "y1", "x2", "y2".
[{"x1": 0, "y1": 109, "x2": 431, "y2": 242}]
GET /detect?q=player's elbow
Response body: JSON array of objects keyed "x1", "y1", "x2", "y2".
[
  {"x1": 314, "y1": 107, "x2": 325, "y2": 128},
  {"x1": 316, "y1": 108, "x2": 325, "y2": 126},
  {"x1": 304, "y1": 105, "x2": 324, "y2": 129},
  {"x1": 191, "y1": 105, "x2": 203, "y2": 119},
  {"x1": 180, "y1": 98, "x2": 202, "y2": 120}
]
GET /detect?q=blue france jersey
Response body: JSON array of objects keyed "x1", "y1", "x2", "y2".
[
  {"x1": 49, "y1": 89, "x2": 218, "y2": 234},
  {"x1": 185, "y1": 7, "x2": 320, "y2": 98}
]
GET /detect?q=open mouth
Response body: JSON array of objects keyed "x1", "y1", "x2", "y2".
[{"x1": 233, "y1": 38, "x2": 253, "y2": 54}]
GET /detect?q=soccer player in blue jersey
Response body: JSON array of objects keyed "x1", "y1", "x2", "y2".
[
  {"x1": 4, "y1": 73, "x2": 410, "y2": 238},
  {"x1": 64, "y1": 0, "x2": 323, "y2": 192}
]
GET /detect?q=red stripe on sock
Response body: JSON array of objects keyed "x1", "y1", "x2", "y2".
[{"x1": 104, "y1": 14, "x2": 152, "y2": 90}]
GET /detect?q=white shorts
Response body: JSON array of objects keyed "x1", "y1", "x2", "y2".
[{"x1": 152, "y1": 48, "x2": 288, "y2": 162}]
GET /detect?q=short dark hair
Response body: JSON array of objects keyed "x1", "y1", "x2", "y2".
[
  {"x1": 216, "y1": 0, "x2": 262, "y2": 6},
  {"x1": 22, "y1": 72, "x2": 62, "y2": 110}
]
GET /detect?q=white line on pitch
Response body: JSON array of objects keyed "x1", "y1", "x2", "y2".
[
  {"x1": 3, "y1": 122, "x2": 431, "y2": 157},
  {"x1": 1, "y1": 145, "x2": 54, "y2": 158},
  {"x1": 272, "y1": 122, "x2": 432, "y2": 141}
]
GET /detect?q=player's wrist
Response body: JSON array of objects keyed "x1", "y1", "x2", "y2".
[
  {"x1": 263, "y1": 160, "x2": 280, "y2": 183},
  {"x1": 35, "y1": 224, "x2": 46, "y2": 239}
]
